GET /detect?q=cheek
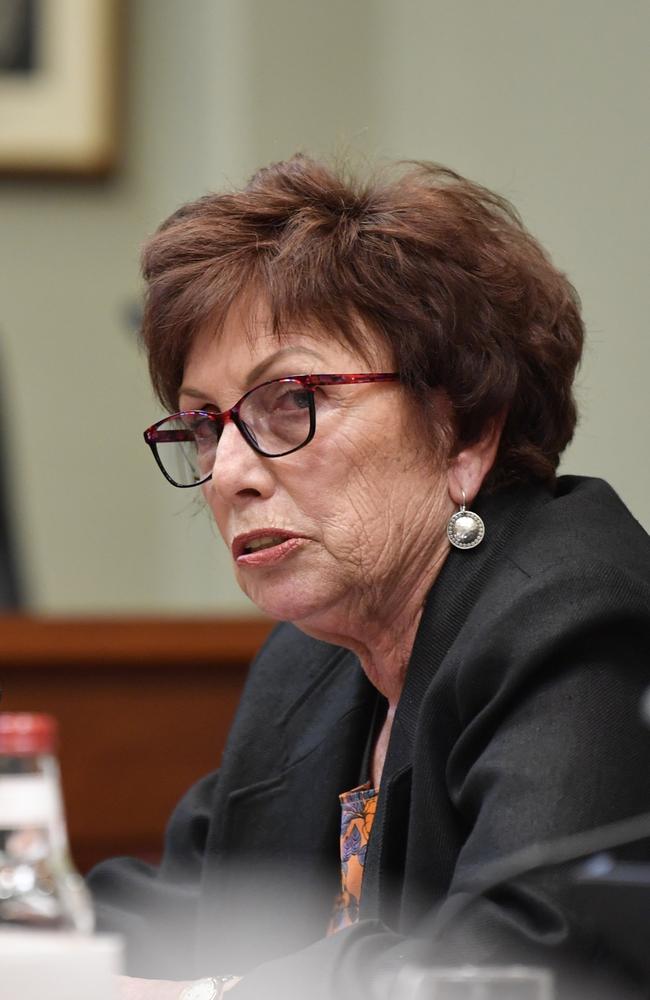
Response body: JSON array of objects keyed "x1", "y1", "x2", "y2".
[
  {"x1": 315, "y1": 436, "x2": 448, "y2": 558},
  {"x1": 202, "y1": 485, "x2": 229, "y2": 542},
  {"x1": 308, "y1": 459, "x2": 398, "y2": 560}
]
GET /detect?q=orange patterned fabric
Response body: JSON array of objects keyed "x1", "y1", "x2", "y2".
[{"x1": 327, "y1": 782, "x2": 378, "y2": 934}]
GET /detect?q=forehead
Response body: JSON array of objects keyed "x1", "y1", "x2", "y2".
[{"x1": 182, "y1": 297, "x2": 387, "y2": 396}]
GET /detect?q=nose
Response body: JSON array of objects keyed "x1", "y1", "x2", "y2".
[{"x1": 207, "y1": 420, "x2": 275, "y2": 505}]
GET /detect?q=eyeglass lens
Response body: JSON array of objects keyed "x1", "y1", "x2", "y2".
[{"x1": 154, "y1": 379, "x2": 314, "y2": 486}]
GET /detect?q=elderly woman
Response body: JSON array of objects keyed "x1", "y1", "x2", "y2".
[{"x1": 89, "y1": 156, "x2": 650, "y2": 1000}]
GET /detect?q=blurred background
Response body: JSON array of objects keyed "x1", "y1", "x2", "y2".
[{"x1": 0, "y1": 0, "x2": 648, "y2": 616}]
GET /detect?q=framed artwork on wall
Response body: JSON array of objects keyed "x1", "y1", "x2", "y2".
[{"x1": 0, "y1": 0, "x2": 119, "y2": 175}]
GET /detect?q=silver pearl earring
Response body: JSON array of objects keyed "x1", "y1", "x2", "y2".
[{"x1": 447, "y1": 490, "x2": 485, "y2": 550}]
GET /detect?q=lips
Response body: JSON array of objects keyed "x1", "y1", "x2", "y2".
[{"x1": 232, "y1": 529, "x2": 307, "y2": 561}]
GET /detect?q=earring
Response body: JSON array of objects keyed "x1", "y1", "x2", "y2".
[{"x1": 447, "y1": 490, "x2": 485, "y2": 550}]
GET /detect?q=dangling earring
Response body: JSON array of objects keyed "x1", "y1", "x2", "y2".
[{"x1": 447, "y1": 490, "x2": 485, "y2": 550}]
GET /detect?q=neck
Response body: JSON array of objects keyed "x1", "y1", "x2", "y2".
[{"x1": 297, "y1": 539, "x2": 450, "y2": 711}]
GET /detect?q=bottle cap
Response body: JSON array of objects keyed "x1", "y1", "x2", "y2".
[{"x1": 0, "y1": 713, "x2": 58, "y2": 754}]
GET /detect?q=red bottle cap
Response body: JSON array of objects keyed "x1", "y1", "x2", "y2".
[{"x1": 0, "y1": 713, "x2": 58, "y2": 754}]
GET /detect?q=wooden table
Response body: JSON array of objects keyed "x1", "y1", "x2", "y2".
[{"x1": 0, "y1": 616, "x2": 273, "y2": 872}]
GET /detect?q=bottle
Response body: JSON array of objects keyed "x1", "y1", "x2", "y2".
[{"x1": 0, "y1": 713, "x2": 94, "y2": 932}]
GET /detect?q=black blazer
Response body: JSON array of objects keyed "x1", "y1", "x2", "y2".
[{"x1": 89, "y1": 477, "x2": 650, "y2": 998}]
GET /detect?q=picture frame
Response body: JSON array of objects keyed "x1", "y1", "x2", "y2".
[{"x1": 0, "y1": 0, "x2": 119, "y2": 175}]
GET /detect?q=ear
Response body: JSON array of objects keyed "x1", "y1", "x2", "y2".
[{"x1": 447, "y1": 412, "x2": 505, "y2": 506}]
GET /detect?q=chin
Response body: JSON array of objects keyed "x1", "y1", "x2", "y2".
[{"x1": 237, "y1": 570, "x2": 339, "y2": 627}]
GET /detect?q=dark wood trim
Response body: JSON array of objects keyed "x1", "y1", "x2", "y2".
[{"x1": 0, "y1": 615, "x2": 274, "y2": 668}]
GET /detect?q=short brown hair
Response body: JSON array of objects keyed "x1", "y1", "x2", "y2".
[{"x1": 141, "y1": 155, "x2": 584, "y2": 490}]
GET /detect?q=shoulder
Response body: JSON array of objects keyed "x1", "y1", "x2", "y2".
[
  {"x1": 437, "y1": 477, "x2": 650, "y2": 712},
  {"x1": 440, "y1": 476, "x2": 650, "y2": 655},
  {"x1": 504, "y1": 475, "x2": 650, "y2": 588},
  {"x1": 473, "y1": 476, "x2": 650, "y2": 637}
]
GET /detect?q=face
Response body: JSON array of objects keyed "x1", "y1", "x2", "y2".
[{"x1": 179, "y1": 301, "x2": 454, "y2": 641}]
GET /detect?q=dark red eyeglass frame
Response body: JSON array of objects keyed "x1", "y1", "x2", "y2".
[{"x1": 143, "y1": 372, "x2": 399, "y2": 488}]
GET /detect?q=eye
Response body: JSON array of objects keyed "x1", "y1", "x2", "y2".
[
  {"x1": 273, "y1": 387, "x2": 312, "y2": 410},
  {"x1": 188, "y1": 411, "x2": 221, "y2": 444},
  {"x1": 243, "y1": 380, "x2": 315, "y2": 426},
  {"x1": 261, "y1": 384, "x2": 313, "y2": 413}
]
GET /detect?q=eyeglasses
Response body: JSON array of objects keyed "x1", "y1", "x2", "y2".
[{"x1": 143, "y1": 372, "x2": 399, "y2": 488}]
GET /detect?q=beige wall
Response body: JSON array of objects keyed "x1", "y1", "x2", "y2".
[{"x1": 1, "y1": 0, "x2": 648, "y2": 614}]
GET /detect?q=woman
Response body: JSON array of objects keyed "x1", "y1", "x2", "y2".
[{"x1": 89, "y1": 156, "x2": 650, "y2": 1000}]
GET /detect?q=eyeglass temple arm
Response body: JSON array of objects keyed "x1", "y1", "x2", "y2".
[
  {"x1": 145, "y1": 428, "x2": 196, "y2": 444},
  {"x1": 303, "y1": 373, "x2": 398, "y2": 386}
]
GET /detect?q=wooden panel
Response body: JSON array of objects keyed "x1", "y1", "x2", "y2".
[
  {"x1": 0, "y1": 616, "x2": 273, "y2": 667},
  {"x1": 0, "y1": 616, "x2": 273, "y2": 872}
]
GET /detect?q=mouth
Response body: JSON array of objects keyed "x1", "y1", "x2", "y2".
[{"x1": 232, "y1": 530, "x2": 308, "y2": 565}]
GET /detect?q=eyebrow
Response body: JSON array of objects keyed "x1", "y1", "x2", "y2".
[
  {"x1": 179, "y1": 345, "x2": 326, "y2": 406},
  {"x1": 244, "y1": 345, "x2": 324, "y2": 387}
]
